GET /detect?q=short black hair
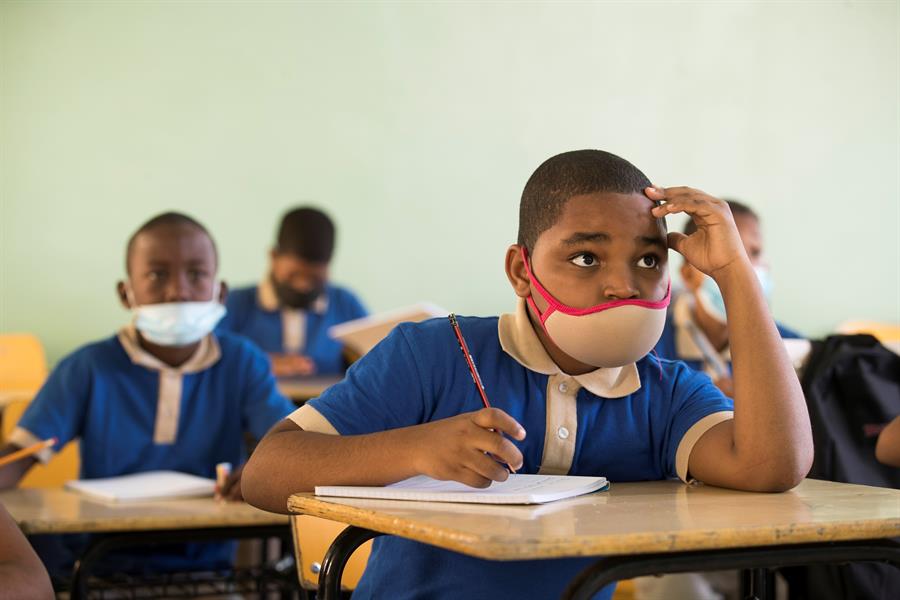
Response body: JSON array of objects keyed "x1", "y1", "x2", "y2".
[
  {"x1": 682, "y1": 199, "x2": 758, "y2": 235},
  {"x1": 125, "y1": 211, "x2": 218, "y2": 273},
  {"x1": 274, "y1": 206, "x2": 335, "y2": 263},
  {"x1": 517, "y1": 150, "x2": 654, "y2": 251}
]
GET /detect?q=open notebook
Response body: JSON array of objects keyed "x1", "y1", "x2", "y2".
[
  {"x1": 328, "y1": 303, "x2": 447, "y2": 356},
  {"x1": 315, "y1": 474, "x2": 609, "y2": 505},
  {"x1": 66, "y1": 470, "x2": 216, "y2": 502}
]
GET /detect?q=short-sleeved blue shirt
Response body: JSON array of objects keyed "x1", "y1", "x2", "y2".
[
  {"x1": 15, "y1": 330, "x2": 295, "y2": 573},
  {"x1": 304, "y1": 312, "x2": 734, "y2": 600},
  {"x1": 218, "y1": 282, "x2": 367, "y2": 375}
]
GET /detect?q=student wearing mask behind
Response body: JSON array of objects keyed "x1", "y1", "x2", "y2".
[
  {"x1": 218, "y1": 207, "x2": 368, "y2": 377},
  {"x1": 654, "y1": 199, "x2": 802, "y2": 397},
  {"x1": 0, "y1": 212, "x2": 294, "y2": 577}
]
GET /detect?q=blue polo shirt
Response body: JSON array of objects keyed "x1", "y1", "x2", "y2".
[
  {"x1": 655, "y1": 293, "x2": 803, "y2": 373},
  {"x1": 218, "y1": 281, "x2": 367, "y2": 375},
  {"x1": 14, "y1": 329, "x2": 295, "y2": 574},
  {"x1": 296, "y1": 301, "x2": 734, "y2": 600}
]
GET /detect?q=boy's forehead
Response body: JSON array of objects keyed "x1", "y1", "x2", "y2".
[
  {"x1": 128, "y1": 224, "x2": 217, "y2": 266},
  {"x1": 542, "y1": 191, "x2": 663, "y2": 241}
]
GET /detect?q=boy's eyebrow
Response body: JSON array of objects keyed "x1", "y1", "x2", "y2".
[
  {"x1": 636, "y1": 235, "x2": 667, "y2": 249},
  {"x1": 561, "y1": 232, "x2": 610, "y2": 245}
]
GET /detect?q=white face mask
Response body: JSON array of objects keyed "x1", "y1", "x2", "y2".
[
  {"x1": 125, "y1": 282, "x2": 226, "y2": 347},
  {"x1": 521, "y1": 247, "x2": 671, "y2": 368},
  {"x1": 696, "y1": 265, "x2": 773, "y2": 325}
]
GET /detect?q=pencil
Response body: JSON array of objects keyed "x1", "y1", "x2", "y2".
[
  {"x1": 0, "y1": 437, "x2": 57, "y2": 468},
  {"x1": 448, "y1": 314, "x2": 517, "y2": 474}
]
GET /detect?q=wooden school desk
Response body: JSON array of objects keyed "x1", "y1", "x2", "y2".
[
  {"x1": 277, "y1": 375, "x2": 342, "y2": 404},
  {"x1": 288, "y1": 478, "x2": 900, "y2": 600},
  {"x1": 0, "y1": 487, "x2": 289, "y2": 599}
]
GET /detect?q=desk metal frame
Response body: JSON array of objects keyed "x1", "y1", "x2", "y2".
[
  {"x1": 316, "y1": 527, "x2": 900, "y2": 600},
  {"x1": 60, "y1": 524, "x2": 292, "y2": 600}
]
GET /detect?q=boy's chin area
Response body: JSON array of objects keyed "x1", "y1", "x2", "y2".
[{"x1": 524, "y1": 304, "x2": 600, "y2": 376}]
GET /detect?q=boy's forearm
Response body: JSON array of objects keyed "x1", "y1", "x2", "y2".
[
  {"x1": 242, "y1": 420, "x2": 420, "y2": 514},
  {"x1": 716, "y1": 260, "x2": 813, "y2": 486}
]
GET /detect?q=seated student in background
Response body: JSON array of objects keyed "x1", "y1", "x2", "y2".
[
  {"x1": 0, "y1": 503, "x2": 53, "y2": 600},
  {"x1": 218, "y1": 207, "x2": 368, "y2": 377},
  {"x1": 654, "y1": 200, "x2": 802, "y2": 395},
  {"x1": 0, "y1": 212, "x2": 295, "y2": 576},
  {"x1": 242, "y1": 150, "x2": 813, "y2": 600}
]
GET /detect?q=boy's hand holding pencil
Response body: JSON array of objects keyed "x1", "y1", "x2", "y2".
[{"x1": 403, "y1": 407, "x2": 526, "y2": 489}]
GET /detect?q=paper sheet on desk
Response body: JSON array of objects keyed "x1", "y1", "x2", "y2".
[
  {"x1": 315, "y1": 474, "x2": 609, "y2": 505},
  {"x1": 66, "y1": 471, "x2": 216, "y2": 503}
]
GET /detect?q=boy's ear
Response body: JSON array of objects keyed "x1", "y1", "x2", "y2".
[
  {"x1": 116, "y1": 281, "x2": 131, "y2": 310},
  {"x1": 505, "y1": 245, "x2": 532, "y2": 299},
  {"x1": 217, "y1": 281, "x2": 229, "y2": 304}
]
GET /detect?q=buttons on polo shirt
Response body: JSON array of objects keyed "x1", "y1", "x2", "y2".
[
  {"x1": 558, "y1": 382, "x2": 569, "y2": 393},
  {"x1": 557, "y1": 426, "x2": 570, "y2": 440}
]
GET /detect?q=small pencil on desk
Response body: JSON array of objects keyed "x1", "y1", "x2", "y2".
[
  {"x1": 448, "y1": 314, "x2": 517, "y2": 474},
  {"x1": 0, "y1": 437, "x2": 57, "y2": 468}
]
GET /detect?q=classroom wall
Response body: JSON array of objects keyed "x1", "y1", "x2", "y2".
[{"x1": 1, "y1": 0, "x2": 898, "y2": 364}]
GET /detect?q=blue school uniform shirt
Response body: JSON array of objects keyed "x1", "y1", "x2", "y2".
[
  {"x1": 12, "y1": 327, "x2": 295, "y2": 573},
  {"x1": 218, "y1": 278, "x2": 367, "y2": 375},
  {"x1": 289, "y1": 299, "x2": 735, "y2": 600},
  {"x1": 655, "y1": 292, "x2": 802, "y2": 374}
]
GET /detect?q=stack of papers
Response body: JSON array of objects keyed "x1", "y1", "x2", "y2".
[
  {"x1": 66, "y1": 470, "x2": 216, "y2": 503},
  {"x1": 328, "y1": 303, "x2": 447, "y2": 356}
]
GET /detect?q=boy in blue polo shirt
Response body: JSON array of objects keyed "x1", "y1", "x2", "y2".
[
  {"x1": 242, "y1": 150, "x2": 813, "y2": 600},
  {"x1": 655, "y1": 199, "x2": 803, "y2": 396},
  {"x1": 218, "y1": 207, "x2": 367, "y2": 377},
  {"x1": 0, "y1": 212, "x2": 295, "y2": 575}
]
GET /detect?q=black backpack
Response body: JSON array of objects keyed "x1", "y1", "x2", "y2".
[{"x1": 783, "y1": 334, "x2": 900, "y2": 600}]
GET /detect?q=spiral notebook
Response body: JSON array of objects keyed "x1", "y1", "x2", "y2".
[{"x1": 315, "y1": 474, "x2": 609, "y2": 505}]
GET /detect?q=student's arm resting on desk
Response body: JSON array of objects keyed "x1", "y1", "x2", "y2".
[
  {"x1": 875, "y1": 415, "x2": 900, "y2": 467},
  {"x1": 243, "y1": 325, "x2": 525, "y2": 513},
  {"x1": 243, "y1": 408, "x2": 525, "y2": 514},
  {"x1": 649, "y1": 187, "x2": 813, "y2": 492},
  {"x1": 0, "y1": 504, "x2": 53, "y2": 600}
]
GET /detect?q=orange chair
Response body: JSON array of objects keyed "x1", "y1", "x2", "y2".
[
  {"x1": 837, "y1": 321, "x2": 900, "y2": 355},
  {"x1": 290, "y1": 515, "x2": 372, "y2": 593},
  {"x1": 0, "y1": 333, "x2": 79, "y2": 487}
]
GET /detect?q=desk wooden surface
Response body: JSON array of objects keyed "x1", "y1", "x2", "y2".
[
  {"x1": 277, "y1": 375, "x2": 342, "y2": 403},
  {"x1": 1, "y1": 488, "x2": 287, "y2": 535},
  {"x1": 288, "y1": 479, "x2": 900, "y2": 561}
]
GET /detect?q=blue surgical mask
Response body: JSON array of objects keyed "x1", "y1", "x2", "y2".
[
  {"x1": 126, "y1": 282, "x2": 226, "y2": 347},
  {"x1": 697, "y1": 266, "x2": 773, "y2": 324}
]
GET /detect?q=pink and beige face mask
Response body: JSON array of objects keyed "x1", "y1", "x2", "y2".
[{"x1": 521, "y1": 247, "x2": 671, "y2": 368}]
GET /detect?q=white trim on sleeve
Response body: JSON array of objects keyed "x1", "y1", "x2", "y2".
[{"x1": 674, "y1": 411, "x2": 734, "y2": 483}]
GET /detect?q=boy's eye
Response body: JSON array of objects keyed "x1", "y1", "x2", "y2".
[
  {"x1": 570, "y1": 253, "x2": 597, "y2": 268},
  {"x1": 636, "y1": 255, "x2": 658, "y2": 269},
  {"x1": 148, "y1": 270, "x2": 167, "y2": 281}
]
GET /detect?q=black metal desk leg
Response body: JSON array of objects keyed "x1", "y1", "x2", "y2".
[
  {"x1": 741, "y1": 567, "x2": 774, "y2": 600},
  {"x1": 318, "y1": 526, "x2": 383, "y2": 600}
]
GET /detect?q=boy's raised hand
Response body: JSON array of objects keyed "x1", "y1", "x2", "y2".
[
  {"x1": 646, "y1": 186, "x2": 748, "y2": 278},
  {"x1": 406, "y1": 407, "x2": 525, "y2": 488}
]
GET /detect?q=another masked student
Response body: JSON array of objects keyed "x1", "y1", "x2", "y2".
[
  {"x1": 654, "y1": 200, "x2": 802, "y2": 395},
  {"x1": 218, "y1": 207, "x2": 368, "y2": 377},
  {"x1": 0, "y1": 212, "x2": 295, "y2": 575},
  {"x1": 242, "y1": 150, "x2": 813, "y2": 600}
]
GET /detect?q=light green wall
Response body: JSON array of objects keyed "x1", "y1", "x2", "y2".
[{"x1": 2, "y1": 1, "x2": 898, "y2": 364}]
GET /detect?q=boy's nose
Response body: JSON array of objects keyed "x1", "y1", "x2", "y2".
[
  {"x1": 602, "y1": 273, "x2": 640, "y2": 301},
  {"x1": 164, "y1": 276, "x2": 193, "y2": 303}
]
